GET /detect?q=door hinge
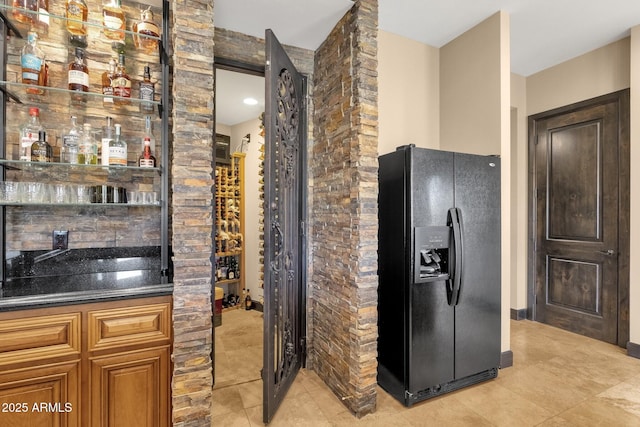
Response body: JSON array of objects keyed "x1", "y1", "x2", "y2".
[
  {"x1": 300, "y1": 220, "x2": 306, "y2": 236},
  {"x1": 300, "y1": 337, "x2": 307, "y2": 359}
]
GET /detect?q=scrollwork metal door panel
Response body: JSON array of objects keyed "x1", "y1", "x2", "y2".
[{"x1": 263, "y1": 29, "x2": 307, "y2": 425}]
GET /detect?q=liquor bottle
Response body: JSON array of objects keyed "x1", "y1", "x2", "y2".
[
  {"x1": 139, "y1": 65, "x2": 155, "y2": 113},
  {"x1": 62, "y1": 116, "x2": 81, "y2": 163},
  {"x1": 138, "y1": 136, "x2": 156, "y2": 167},
  {"x1": 108, "y1": 124, "x2": 127, "y2": 166},
  {"x1": 21, "y1": 31, "x2": 45, "y2": 96},
  {"x1": 37, "y1": 0, "x2": 50, "y2": 33},
  {"x1": 102, "y1": 0, "x2": 125, "y2": 52},
  {"x1": 245, "y1": 289, "x2": 252, "y2": 310},
  {"x1": 112, "y1": 54, "x2": 131, "y2": 105},
  {"x1": 78, "y1": 123, "x2": 97, "y2": 164},
  {"x1": 101, "y1": 116, "x2": 114, "y2": 165},
  {"x1": 142, "y1": 115, "x2": 157, "y2": 154},
  {"x1": 19, "y1": 107, "x2": 43, "y2": 162},
  {"x1": 101, "y1": 58, "x2": 117, "y2": 106},
  {"x1": 31, "y1": 130, "x2": 52, "y2": 162},
  {"x1": 133, "y1": 7, "x2": 160, "y2": 54},
  {"x1": 65, "y1": 0, "x2": 88, "y2": 42},
  {"x1": 68, "y1": 47, "x2": 89, "y2": 96},
  {"x1": 12, "y1": 0, "x2": 36, "y2": 24}
]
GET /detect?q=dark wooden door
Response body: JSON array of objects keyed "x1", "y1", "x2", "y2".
[
  {"x1": 531, "y1": 92, "x2": 628, "y2": 344},
  {"x1": 263, "y1": 29, "x2": 307, "y2": 424}
]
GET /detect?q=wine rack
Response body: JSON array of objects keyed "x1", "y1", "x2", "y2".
[
  {"x1": 215, "y1": 152, "x2": 245, "y2": 309},
  {"x1": 258, "y1": 143, "x2": 264, "y2": 290}
]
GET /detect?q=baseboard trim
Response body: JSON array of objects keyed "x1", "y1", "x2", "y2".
[
  {"x1": 510, "y1": 308, "x2": 527, "y2": 320},
  {"x1": 628, "y1": 341, "x2": 640, "y2": 359},
  {"x1": 500, "y1": 350, "x2": 513, "y2": 368}
]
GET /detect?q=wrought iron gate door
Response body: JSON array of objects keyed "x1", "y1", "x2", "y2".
[{"x1": 263, "y1": 29, "x2": 307, "y2": 424}]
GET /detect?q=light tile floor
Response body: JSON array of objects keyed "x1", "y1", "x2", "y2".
[{"x1": 213, "y1": 309, "x2": 640, "y2": 426}]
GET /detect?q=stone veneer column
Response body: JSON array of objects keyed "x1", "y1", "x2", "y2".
[
  {"x1": 310, "y1": 0, "x2": 379, "y2": 417},
  {"x1": 171, "y1": 0, "x2": 215, "y2": 425}
]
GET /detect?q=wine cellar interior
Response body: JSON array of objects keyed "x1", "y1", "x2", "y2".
[{"x1": 213, "y1": 69, "x2": 265, "y2": 390}]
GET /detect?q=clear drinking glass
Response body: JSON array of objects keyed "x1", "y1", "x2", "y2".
[
  {"x1": 76, "y1": 184, "x2": 91, "y2": 203},
  {"x1": 127, "y1": 190, "x2": 139, "y2": 204},
  {"x1": 0, "y1": 182, "x2": 17, "y2": 203},
  {"x1": 52, "y1": 183, "x2": 68, "y2": 204},
  {"x1": 23, "y1": 182, "x2": 43, "y2": 203}
]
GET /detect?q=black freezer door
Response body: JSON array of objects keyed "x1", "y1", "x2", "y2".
[{"x1": 453, "y1": 152, "x2": 501, "y2": 379}]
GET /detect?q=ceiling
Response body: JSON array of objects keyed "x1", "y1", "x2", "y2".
[
  {"x1": 215, "y1": 70, "x2": 265, "y2": 127},
  {"x1": 214, "y1": 0, "x2": 640, "y2": 125}
]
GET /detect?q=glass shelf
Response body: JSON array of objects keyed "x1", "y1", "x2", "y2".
[
  {"x1": 0, "y1": 81, "x2": 162, "y2": 112},
  {"x1": 0, "y1": 201, "x2": 160, "y2": 207},
  {"x1": 0, "y1": 158, "x2": 161, "y2": 174},
  {"x1": 0, "y1": 3, "x2": 162, "y2": 42}
]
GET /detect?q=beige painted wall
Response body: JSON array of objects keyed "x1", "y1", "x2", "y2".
[
  {"x1": 629, "y1": 27, "x2": 640, "y2": 345},
  {"x1": 510, "y1": 73, "x2": 527, "y2": 311},
  {"x1": 378, "y1": 10, "x2": 639, "y2": 349},
  {"x1": 377, "y1": 30, "x2": 439, "y2": 155},
  {"x1": 439, "y1": 11, "x2": 512, "y2": 353},
  {"x1": 526, "y1": 38, "x2": 630, "y2": 115},
  {"x1": 440, "y1": 13, "x2": 504, "y2": 156}
]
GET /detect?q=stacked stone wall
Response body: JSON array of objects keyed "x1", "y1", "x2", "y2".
[
  {"x1": 171, "y1": 0, "x2": 215, "y2": 425},
  {"x1": 310, "y1": 0, "x2": 379, "y2": 417}
]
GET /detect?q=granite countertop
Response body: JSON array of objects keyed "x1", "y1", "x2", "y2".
[{"x1": 0, "y1": 247, "x2": 173, "y2": 311}]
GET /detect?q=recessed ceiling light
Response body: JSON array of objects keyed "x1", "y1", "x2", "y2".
[{"x1": 243, "y1": 97, "x2": 258, "y2": 105}]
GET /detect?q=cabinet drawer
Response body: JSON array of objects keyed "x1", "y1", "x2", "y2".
[
  {"x1": 0, "y1": 313, "x2": 81, "y2": 366},
  {"x1": 88, "y1": 303, "x2": 171, "y2": 352}
]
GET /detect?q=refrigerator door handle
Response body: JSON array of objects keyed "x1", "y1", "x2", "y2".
[{"x1": 447, "y1": 208, "x2": 463, "y2": 306}]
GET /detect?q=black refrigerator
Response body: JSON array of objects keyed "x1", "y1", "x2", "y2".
[{"x1": 377, "y1": 145, "x2": 501, "y2": 407}]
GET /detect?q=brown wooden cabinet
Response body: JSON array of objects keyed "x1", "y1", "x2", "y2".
[
  {"x1": 0, "y1": 296, "x2": 171, "y2": 427},
  {"x1": 0, "y1": 360, "x2": 80, "y2": 427},
  {"x1": 90, "y1": 347, "x2": 170, "y2": 427}
]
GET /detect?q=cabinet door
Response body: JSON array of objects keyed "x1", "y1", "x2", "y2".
[
  {"x1": 89, "y1": 346, "x2": 170, "y2": 427},
  {"x1": 0, "y1": 360, "x2": 80, "y2": 427}
]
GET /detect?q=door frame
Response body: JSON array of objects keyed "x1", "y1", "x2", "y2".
[
  {"x1": 527, "y1": 89, "x2": 630, "y2": 347},
  {"x1": 211, "y1": 57, "x2": 265, "y2": 385}
]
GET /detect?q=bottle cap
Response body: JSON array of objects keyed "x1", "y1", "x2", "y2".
[
  {"x1": 29, "y1": 107, "x2": 39, "y2": 116},
  {"x1": 141, "y1": 7, "x2": 154, "y2": 21}
]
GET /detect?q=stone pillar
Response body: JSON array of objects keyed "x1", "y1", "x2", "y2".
[
  {"x1": 171, "y1": 0, "x2": 215, "y2": 425},
  {"x1": 310, "y1": 0, "x2": 379, "y2": 417}
]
